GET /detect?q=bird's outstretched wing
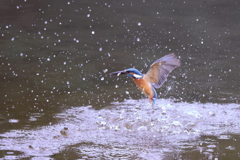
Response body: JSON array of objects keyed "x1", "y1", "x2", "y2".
[{"x1": 144, "y1": 53, "x2": 180, "y2": 89}]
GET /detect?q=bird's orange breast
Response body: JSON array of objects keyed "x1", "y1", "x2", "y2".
[{"x1": 132, "y1": 78, "x2": 154, "y2": 98}]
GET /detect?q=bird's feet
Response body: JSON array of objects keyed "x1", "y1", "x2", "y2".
[{"x1": 149, "y1": 97, "x2": 156, "y2": 107}]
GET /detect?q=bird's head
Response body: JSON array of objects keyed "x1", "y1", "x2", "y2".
[{"x1": 110, "y1": 68, "x2": 143, "y2": 79}]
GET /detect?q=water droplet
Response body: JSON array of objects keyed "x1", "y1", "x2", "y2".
[
  {"x1": 103, "y1": 69, "x2": 108, "y2": 73},
  {"x1": 9, "y1": 119, "x2": 19, "y2": 123}
]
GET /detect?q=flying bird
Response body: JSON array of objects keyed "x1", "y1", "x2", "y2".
[{"x1": 110, "y1": 53, "x2": 180, "y2": 105}]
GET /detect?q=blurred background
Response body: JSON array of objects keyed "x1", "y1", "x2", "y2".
[{"x1": 0, "y1": 0, "x2": 240, "y2": 159}]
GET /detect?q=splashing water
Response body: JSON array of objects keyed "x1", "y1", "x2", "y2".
[{"x1": 0, "y1": 99, "x2": 239, "y2": 159}]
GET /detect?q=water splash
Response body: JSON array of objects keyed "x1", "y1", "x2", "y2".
[{"x1": 0, "y1": 99, "x2": 239, "y2": 159}]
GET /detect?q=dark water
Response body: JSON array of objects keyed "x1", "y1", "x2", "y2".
[{"x1": 0, "y1": 0, "x2": 240, "y2": 159}]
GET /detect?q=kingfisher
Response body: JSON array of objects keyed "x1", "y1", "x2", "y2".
[{"x1": 110, "y1": 53, "x2": 180, "y2": 105}]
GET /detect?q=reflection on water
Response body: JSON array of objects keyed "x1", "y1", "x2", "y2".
[
  {"x1": 0, "y1": 0, "x2": 240, "y2": 159},
  {"x1": 0, "y1": 99, "x2": 240, "y2": 159}
]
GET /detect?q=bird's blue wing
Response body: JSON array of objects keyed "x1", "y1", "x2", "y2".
[{"x1": 144, "y1": 53, "x2": 180, "y2": 89}]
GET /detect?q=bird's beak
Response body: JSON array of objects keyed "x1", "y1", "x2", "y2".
[{"x1": 109, "y1": 70, "x2": 127, "y2": 76}]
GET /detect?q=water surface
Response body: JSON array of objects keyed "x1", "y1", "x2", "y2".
[
  {"x1": 0, "y1": 0, "x2": 240, "y2": 159},
  {"x1": 1, "y1": 99, "x2": 240, "y2": 159}
]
